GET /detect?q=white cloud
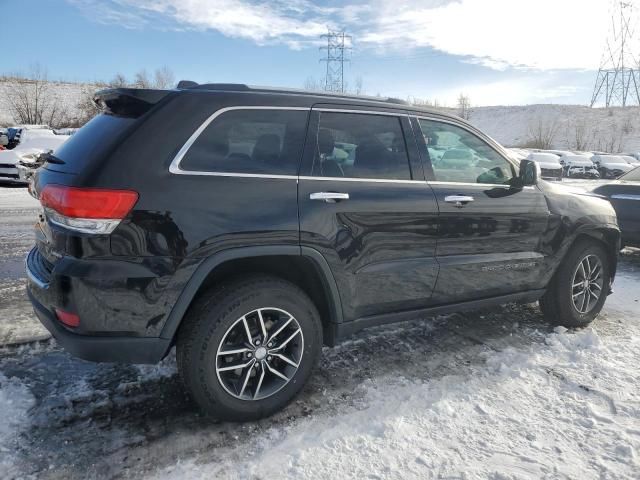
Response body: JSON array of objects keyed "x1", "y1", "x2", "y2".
[
  {"x1": 69, "y1": 0, "x2": 637, "y2": 70},
  {"x1": 430, "y1": 78, "x2": 586, "y2": 106}
]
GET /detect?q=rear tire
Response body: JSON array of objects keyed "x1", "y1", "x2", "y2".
[
  {"x1": 539, "y1": 240, "x2": 611, "y2": 328},
  {"x1": 176, "y1": 275, "x2": 322, "y2": 421}
]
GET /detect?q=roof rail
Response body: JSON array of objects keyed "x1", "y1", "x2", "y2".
[
  {"x1": 177, "y1": 80, "x2": 198, "y2": 89},
  {"x1": 175, "y1": 82, "x2": 409, "y2": 105}
]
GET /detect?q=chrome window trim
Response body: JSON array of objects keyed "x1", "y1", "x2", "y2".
[
  {"x1": 611, "y1": 194, "x2": 640, "y2": 201},
  {"x1": 428, "y1": 181, "x2": 535, "y2": 190},
  {"x1": 169, "y1": 106, "x2": 311, "y2": 176},
  {"x1": 313, "y1": 107, "x2": 408, "y2": 117},
  {"x1": 299, "y1": 176, "x2": 426, "y2": 184}
]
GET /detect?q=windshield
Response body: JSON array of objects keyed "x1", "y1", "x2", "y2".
[
  {"x1": 620, "y1": 166, "x2": 640, "y2": 181},
  {"x1": 600, "y1": 156, "x2": 625, "y2": 165}
]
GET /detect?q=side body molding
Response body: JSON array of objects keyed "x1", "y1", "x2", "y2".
[{"x1": 159, "y1": 245, "x2": 344, "y2": 343}]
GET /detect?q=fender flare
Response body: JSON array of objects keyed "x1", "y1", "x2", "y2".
[{"x1": 159, "y1": 245, "x2": 343, "y2": 342}]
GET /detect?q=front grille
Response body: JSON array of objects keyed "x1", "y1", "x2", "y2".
[
  {"x1": 0, "y1": 163, "x2": 16, "y2": 168},
  {"x1": 0, "y1": 173, "x2": 19, "y2": 179},
  {"x1": 540, "y1": 168, "x2": 562, "y2": 179}
]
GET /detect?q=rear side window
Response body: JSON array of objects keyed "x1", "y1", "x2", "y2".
[
  {"x1": 312, "y1": 112, "x2": 411, "y2": 180},
  {"x1": 180, "y1": 109, "x2": 308, "y2": 175},
  {"x1": 51, "y1": 114, "x2": 136, "y2": 173}
]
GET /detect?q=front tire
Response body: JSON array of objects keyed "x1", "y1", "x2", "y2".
[
  {"x1": 540, "y1": 240, "x2": 611, "y2": 328},
  {"x1": 176, "y1": 275, "x2": 322, "y2": 421}
]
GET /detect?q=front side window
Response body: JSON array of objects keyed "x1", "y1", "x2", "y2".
[
  {"x1": 180, "y1": 109, "x2": 308, "y2": 175},
  {"x1": 418, "y1": 119, "x2": 515, "y2": 185},
  {"x1": 311, "y1": 112, "x2": 411, "y2": 180}
]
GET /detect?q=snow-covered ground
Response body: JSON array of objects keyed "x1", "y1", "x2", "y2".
[{"x1": 0, "y1": 188, "x2": 639, "y2": 479}]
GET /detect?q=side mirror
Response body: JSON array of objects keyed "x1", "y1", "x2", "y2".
[{"x1": 518, "y1": 159, "x2": 539, "y2": 186}]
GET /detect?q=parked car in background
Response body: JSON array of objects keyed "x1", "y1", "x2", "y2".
[
  {"x1": 0, "y1": 132, "x2": 8, "y2": 150},
  {"x1": 592, "y1": 167, "x2": 640, "y2": 248},
  {"x1": 564, "y1": 155, "x2": 600, "y2": 179},
  {"x1": 0, "y1": 128, "x2": 69, "y2": 184},
  {"x1": 592, "y1": 155, "x2": 634, "y2": 179},
  {"x1": 526, "y1": 152, "x2": 563, "y2": 180},
  {"x1": 544, "y1": 150, "x2": 572, "y2": 164}
]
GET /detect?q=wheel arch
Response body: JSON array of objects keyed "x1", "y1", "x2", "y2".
[{"x1": 160, "y1": 246, "x2": 343, "y2": 348}]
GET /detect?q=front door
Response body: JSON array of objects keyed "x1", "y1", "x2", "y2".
[
  {"x1": 298, "y1": 106, "x2": 439, "y2": 321},
  {"x1": 413, "y1": 116, "x2": 550, "y2": 304}
]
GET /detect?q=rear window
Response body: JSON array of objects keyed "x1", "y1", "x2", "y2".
[
  {"x1": 50, "y1": 114, "x2": 136, "y2": 173},
  {"x1": 180, "y1": 109, "x2": 308, "y2": 175}
]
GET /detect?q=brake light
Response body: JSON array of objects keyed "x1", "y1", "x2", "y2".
[{"x1": 40, "y1": 185, "x2": 138, "y2": 234}]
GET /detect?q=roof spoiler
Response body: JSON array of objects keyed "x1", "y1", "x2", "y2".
[{"x1": 93, "y1": 88, "x2": 172, "y2": 117}]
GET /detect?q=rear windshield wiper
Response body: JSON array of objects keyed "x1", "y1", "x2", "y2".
[{"x1": 44, "y1": 153, "x2": 66, "y2": 165}]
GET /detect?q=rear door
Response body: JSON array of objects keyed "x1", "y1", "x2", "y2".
[
  {"x1": 298, "y1": 106, "x2": 439, "y2": 321},
  {"x1": 412, "y1": 116, "x2": 550, "y2": 303}
]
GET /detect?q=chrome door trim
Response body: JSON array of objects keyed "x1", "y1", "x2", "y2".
[{"x1": 169, "y1": 106, "x2": 310, "y2": 176}]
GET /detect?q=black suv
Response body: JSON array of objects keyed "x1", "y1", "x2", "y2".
[{"x1": 26, "y1": 84, "x2": 620, "y2": 420}]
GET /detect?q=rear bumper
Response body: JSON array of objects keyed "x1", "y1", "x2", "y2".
[
  {"x1": 27, "y1": 287, "x2": 170, "y2": 363},
  {"x1": 25, "y1": 246, "x2": 176, "y2": 363}
]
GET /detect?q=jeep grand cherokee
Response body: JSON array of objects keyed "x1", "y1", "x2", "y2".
[{"x1": 26, "y1": 83, "x2": 620, "y2": 420}]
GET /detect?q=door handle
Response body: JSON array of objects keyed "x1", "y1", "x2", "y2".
[
  {"x1": 310, "y1": 192, "x2": 350, "y2": 203},
  {"x1": 444, "y1": 195, "x2": 474, "y2": 208}
]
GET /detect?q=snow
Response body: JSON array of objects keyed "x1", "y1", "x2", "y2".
[
  {"x1": 0, "y1": 373, "x2": 35, "y2": 478},
  {"x1": 0, "y1": 128, "x2": 69, "y2": 167},
  {"x1": 467, "y1": 104, "x2": 640, "y2": 152},
  {"x1": 1, "y1": 190, "x2": 640, "y2": 479},
  {"x1": 0, "y1": 79, "x2": 95, "y2": 127},
  {"x1": 150, "y1": 268, "x2": 640, "y2": 480}
]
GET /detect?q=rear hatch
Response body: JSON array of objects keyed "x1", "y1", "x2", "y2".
[
  {"x1": 32, "y1": 88, "x2": 173, "y2": 267},
  {"x1": 43, "y1": 88, "x2": 171, "y2": 174}
]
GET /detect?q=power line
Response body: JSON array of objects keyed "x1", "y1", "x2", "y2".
[
  {"x1": 320, "y1": 30, "x2": 352, "y2": 93},
  {"x1": 591, "y1": 1, "x2": 640, "y2": 107}
]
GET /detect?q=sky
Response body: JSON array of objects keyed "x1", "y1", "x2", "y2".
[{"x1": 0, "y1": 0, "x2": 637, "y2": 106}]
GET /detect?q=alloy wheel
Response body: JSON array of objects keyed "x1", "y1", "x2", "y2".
[
  {"x1": 215, "y1": 307, "x2": 304, "y2": 401},
  {"x1": 571, "y1": 254, "x2": 604, "y2": 314}
]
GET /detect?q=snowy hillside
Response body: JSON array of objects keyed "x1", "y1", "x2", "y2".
[
  {"x1": 2, "y1": 78, "x2": 640, "y2": 152},
  {"x1": 468, "y1": 104, "x2": 640, "y2": 153},
  {"x1": 0, "y1": 78, "x2": 100, "y2": 126}
]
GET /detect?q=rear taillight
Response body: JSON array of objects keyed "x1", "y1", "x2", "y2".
[{"x1": 40, "y1": 184, "x2": 138, "y2": 234}]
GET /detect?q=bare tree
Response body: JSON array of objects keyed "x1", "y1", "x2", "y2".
[
  {"x1": 303, "y1": 76, "x2": 323, "y2": 91},
  {"x1": 109, "y1": 73, "x2": 128, "y2": 88},
  {"x1": 457, "y1": 93, "x2": 471, "y2": 120},
  {"x1": 525, "y1": 117, "x2": 559, "y2": 150},
  {"x1": 76, "y1": 85, "x2": 105, "y2": 126},
  {"x1": 2, "y1": 64, "x2": 69, "y2": 127},
  {"x1": 154, "y1": 66, "x2": 175, "y2": 89},
  {"x1": 133, "y1": 69, "x2": 152, "y2": 89},
  {"x1": 568, "y1": 119, "x2": 591, "y2": 151},
  {"x1": 354, "y1": 76, "x2": 364, "y2": 95}
]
